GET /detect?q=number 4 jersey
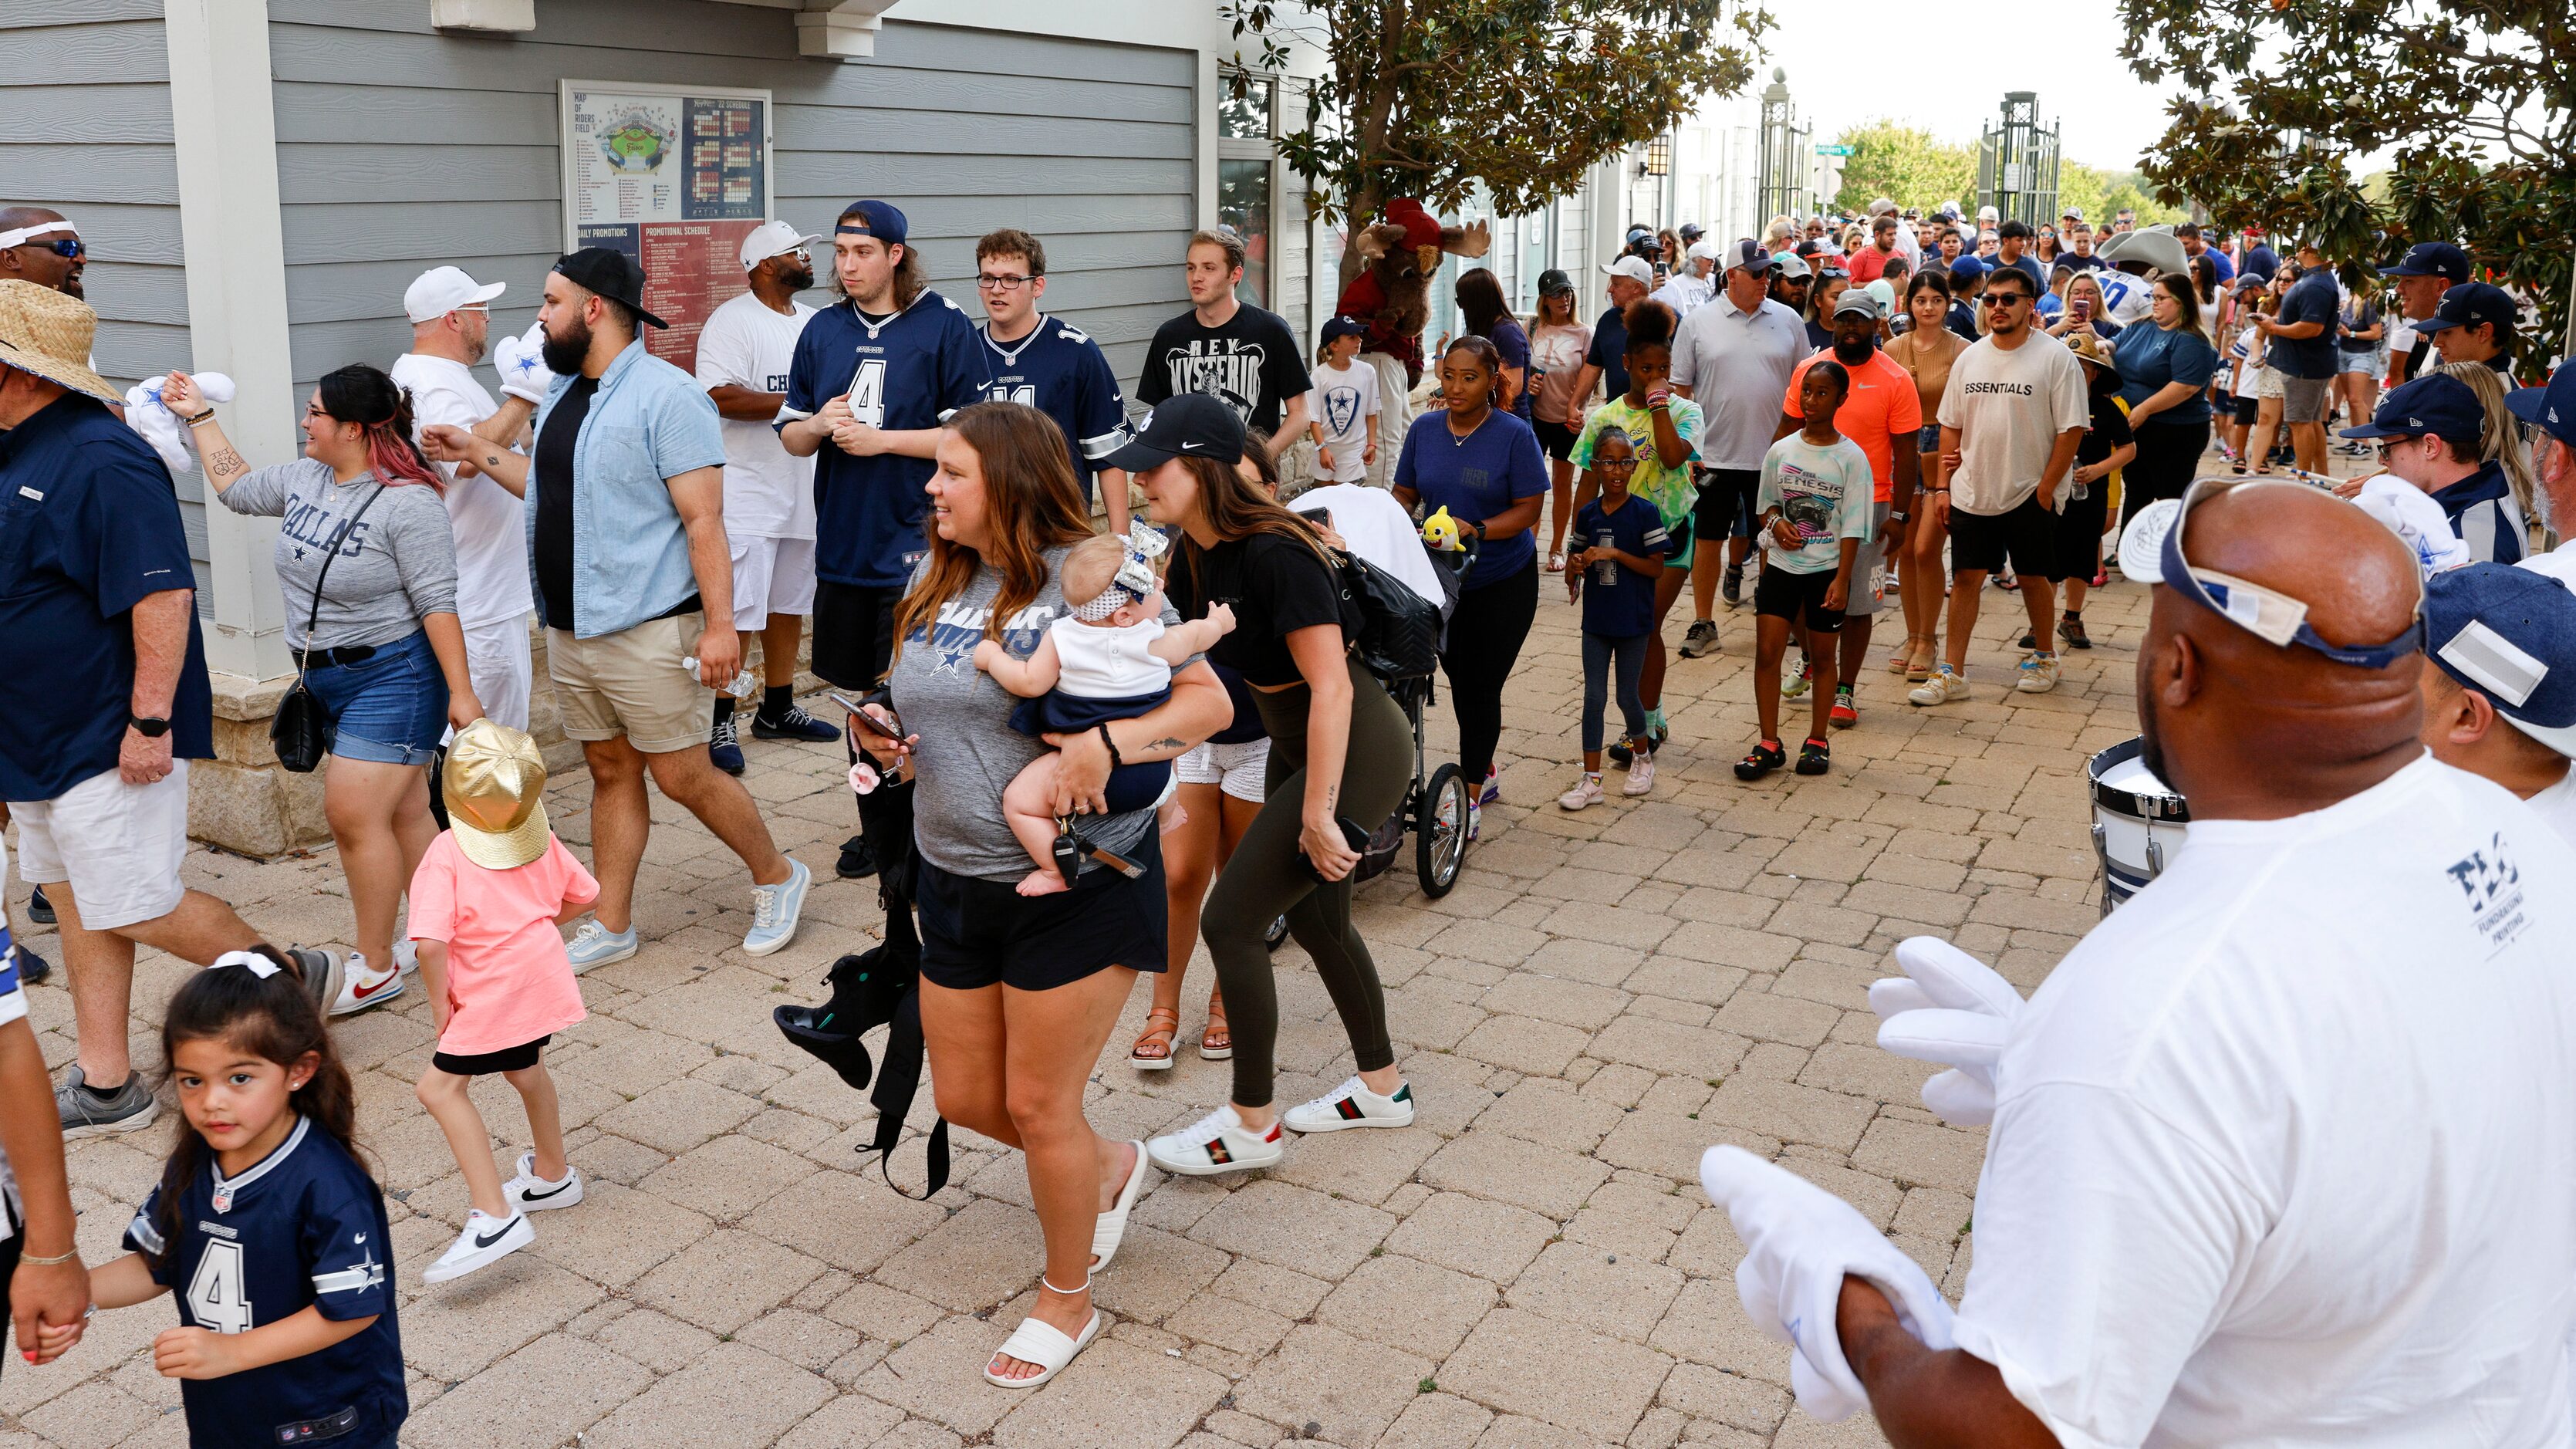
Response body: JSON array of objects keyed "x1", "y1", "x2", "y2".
[
  {"x1": 123, "y1": 1115, "x2": 406, "y2": 1449},
  {"x1": 778, "y1": 287, "x2": 985, "y2": 591}
]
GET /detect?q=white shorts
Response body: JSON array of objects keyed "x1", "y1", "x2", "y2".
[
  {"x1": 9, "y1": 762, "x2": 191, "y2": 931},
  {"x1": 730, "y1": 535, "x2": 819, "y2": 633},
  {"x1": 461, "y1": 613, "x2": 532, "y2": 735},
  {"x1": 1176, "y1": 738, "x2": 1270, "y2": 803}
]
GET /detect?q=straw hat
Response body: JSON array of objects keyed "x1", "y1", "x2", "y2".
[
  {"x1": 0, "y1": 281, "x2": 120, "y2": 404},
  {"x1": 442, "y1": 719, "x2": 553, "y2": 869},
  {"x1": 2065, "y1": 329, "x2": 2116, "y2": 370}
]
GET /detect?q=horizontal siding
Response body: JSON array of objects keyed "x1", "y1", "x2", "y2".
[{"x1": 265, "y1": 0, "x2": 1202, "y2": 405}]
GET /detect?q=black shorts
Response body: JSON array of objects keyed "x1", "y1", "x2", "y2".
[
  {"x1": 1947, "y1": 498, "x2": 2061, "y2": 579},
  {"x1": 1693, "y1": 467, "x2": 1760, "y2": 542},
  {"x1": 430, "y1": 1036, "x2": 550, "y2": 1076},
  {"x1": 2052, "y1": 483, "x2": 2110, "y2": 581},
  {"x1": 811, "y1": 580, "x2": 903, "y2": 691},
  {"x1": 2232, "y1": 393, "x2": 2260, "y2": 425},
  {"x1": 919, "y1": 826, "x2": 1167, "y2": 991},
  {"x1": 1532, "y1": 416, "x2": 1578, "y2": 462},
  {"x1": 1753, "y1": 562, "x2": 1848, "y2": 633}
]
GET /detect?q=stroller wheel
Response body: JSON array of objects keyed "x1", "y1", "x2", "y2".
[
  {"x1": 1418, "y1": 763, "x2": 1470, "y2": 898},
  {"x1": 1264, "y1": 914, "x2": 1290, "y2": 951}
]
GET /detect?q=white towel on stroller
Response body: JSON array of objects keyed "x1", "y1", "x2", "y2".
[{"x1": 1292, "y1": 483, "x2": 1447, "y2": 608}]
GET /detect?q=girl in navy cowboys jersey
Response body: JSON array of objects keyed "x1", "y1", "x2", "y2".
[{"x1": 86, "y1": 950, "x2": 405, "y2": 1449}]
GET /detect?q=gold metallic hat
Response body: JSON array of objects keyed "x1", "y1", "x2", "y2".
[
  {"x1": 0, "y1": 281, "x2": 120, "y2": 406},
  {"x1": 443, "y1": 719, "x2": 552, "y2": 869}
]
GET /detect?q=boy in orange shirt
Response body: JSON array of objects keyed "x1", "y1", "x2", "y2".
[{"x1": 410, "y1": 720, "x2": 600, "y2": 1284}]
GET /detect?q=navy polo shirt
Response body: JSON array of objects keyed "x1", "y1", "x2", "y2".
[{"x1": 0, "y1": 391, "x2": 213, "y2": 802}]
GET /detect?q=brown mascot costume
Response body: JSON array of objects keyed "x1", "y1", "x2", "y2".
[{"x1": 1333, "y1": 198, "x2": 1489, "y2": 485}]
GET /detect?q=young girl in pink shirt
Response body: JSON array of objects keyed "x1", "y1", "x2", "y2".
[{"x1": 408, "y1": 720, "x2": 599, "y2": 1284}]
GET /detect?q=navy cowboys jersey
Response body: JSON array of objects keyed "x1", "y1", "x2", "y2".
[
  {"x1": 975, "y1": 315, "x2": 1130, "y2": 501},
  {"x1": 778, "y1": 288, "x2": 984, "y2": 589},
  {"x1": 123, "y1": 1116, "x2": 406, "y2": 1449}
]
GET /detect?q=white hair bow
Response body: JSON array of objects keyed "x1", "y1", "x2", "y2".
[
  {"x1": 211, "y1": 949, "x2": 281, "y2": 979},
  {"x1": 1113, "y1": 522, "x2": 1167, "y2": 600}
]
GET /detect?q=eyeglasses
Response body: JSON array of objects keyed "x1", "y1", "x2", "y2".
[
  {"x1": 975, "y1": 273, "x2": 1038, "y2": 291},
  {"x1": 2375, "y1": 437, "x2": 2424, "y2": 461},
  {"x1": 1594, "y1": 455, "x2": 1638, "y2": 469}
]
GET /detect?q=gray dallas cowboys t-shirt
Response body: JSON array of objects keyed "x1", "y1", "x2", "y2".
[{"x1": 892, "y1": 544, "x2": 1196, "y2": 882}]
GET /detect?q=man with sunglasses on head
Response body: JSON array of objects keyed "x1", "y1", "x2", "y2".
[
  {"x1": 971, "y1": 228, "x2": 1130, "y2": 535},
  {"x1": 2339, "y1": 373, "x2": 2526, "y2": 565},
  {"x1": 695, "y1": 221, "x2": 840, "y2": 774}
]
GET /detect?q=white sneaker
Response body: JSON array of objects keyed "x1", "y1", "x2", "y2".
[
  {"x1": 565, "y1": 920, "x2": 638, "y2": 974},
  {"x1": 502, "y1": 1151, "x2": 583, "y2": 1213},
  {"x1": 1908, "y1": 666, "x2": 1971, "y2": 707},
  {"x1": 393, "y1": 939, "x2": 418, "y2": 975},
  {"x1": 1146, "y1": 1105, "x2": 1285, "y2": 1176},
  {"x1": 1283, "y1": 1077, "x2": 1416, "y2": 1134},
  {"x1": 2015, "y1": 652, "x2": 2061, "y2": 694},
  {"x1": 329, "y1": 951, "x2": 405, "y2": 1016},
  {"x1": 1622, "y1": 755, "x2": 1656, "y2": 796},
  {"x1": 422, "y1": 1209, "x2": 532, "y2": 1284},
  {"x1": 743, "y1": 857, "x2": 812, "y2": 957},
  {"x1": 1557, "y1": 774, "x2": 1604, "y2": 811}
]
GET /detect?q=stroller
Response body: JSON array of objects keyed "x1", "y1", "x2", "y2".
[{"x1": 1345, "y1": 531, "x2": 1478, "y2": 899}]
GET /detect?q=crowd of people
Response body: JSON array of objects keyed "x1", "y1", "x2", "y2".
[{"x1": 4, "y1": 175, "x2": 2576, "y2": 1444}]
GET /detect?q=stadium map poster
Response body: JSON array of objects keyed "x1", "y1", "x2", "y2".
[{"x1": 560, "y1": 81, "x2": 775, "y2": 374}]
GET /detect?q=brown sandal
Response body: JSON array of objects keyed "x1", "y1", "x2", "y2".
[
  {"x1": 1200, "y1": 991, "x2": 1233, "y2": 1061},
  {"x1": 1131, "y1": 1006, "x2": 1180, "y2": 1072}
]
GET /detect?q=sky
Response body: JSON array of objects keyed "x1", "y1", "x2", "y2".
[{"x1": 1744, "y1": 1, "x2": 2195, "y2": 172}]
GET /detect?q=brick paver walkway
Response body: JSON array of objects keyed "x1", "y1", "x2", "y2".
[{"x1": 2, "y1": 560, "x2": 2154, "y2": 1449}]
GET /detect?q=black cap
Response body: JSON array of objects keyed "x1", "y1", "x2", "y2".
[
  {"x1": 551, "y1": 247, "x2": 669, "y2": 329},
  {"x1": 1536, "y1": 268, "x2": 1574, "y2": 297},
  {"x1": 1102, "y1": 393, "x2": 1244, "y2": 472}
]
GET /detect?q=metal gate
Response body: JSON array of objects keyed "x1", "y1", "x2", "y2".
[{"x1": 1977, "y1": 91, "x2": 2061, "y2": 227}]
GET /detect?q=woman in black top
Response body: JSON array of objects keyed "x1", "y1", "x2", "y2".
[
  {"x1": 1455, "y1": 267, "x2": 1531, "y2": 421},
  {"x1": 1123, "y1": 397, "x2": 1418, "y2": 1179}
]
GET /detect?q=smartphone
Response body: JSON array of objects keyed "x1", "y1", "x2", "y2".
[
  {"x1": 1295, "y1": 506, "x2": 1332, "y2": 527},
  {"x1": 829, "y1": 691, "x2": 903, "y2": 739}
]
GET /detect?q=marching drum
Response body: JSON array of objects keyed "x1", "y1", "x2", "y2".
[{"x1": 2087, "y1": 737, "x2": 2191, "y2": 915}]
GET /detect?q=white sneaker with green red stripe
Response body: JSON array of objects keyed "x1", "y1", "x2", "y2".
[
  {"x1": 1146, "y1": 1105, "x2": 1285, "y2": 1176},
  {"x1": 1283, "y1": 1077, "x2": 1416, "y2": 1134}
]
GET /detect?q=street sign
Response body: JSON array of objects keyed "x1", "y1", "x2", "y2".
[{"x1": 1815, "y1": 144, "x2": 1854, "y2": 156}]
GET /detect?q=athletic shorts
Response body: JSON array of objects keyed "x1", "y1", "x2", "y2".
[
  {"x1": 430, "y1": 1035, "x2": 549, "y2": 1076},
  {"x1": 1177, "y1": 738, "x2": 1270, "y2": 803},
  {"x1": 1693, "y1": 467, "x2": 1760, "y2": 544},
  {"x1": 1948, "y1": 498, "x2": 2060, "y2": 579},
  {"x1": 8, "y1": 762, "x2": 190, "y2": 931},
  {"x1": 1753, "y1": 562, "x2": 1848, "y2": 633},
  {"x1": 1531, "y1": 416, "x2": 1579, "y2": 462},
  {"x1": 2280, "y1": 373, "x2": 2332, "y2": 424},
  {"x1": 729, "y1": 535, "x2": 819, "y2": 633},
  {"x1": 811, "y1": 580, "x2": 903, "y2": 692},
  {"x1": 918, "y1": 827, "x2": 1166, "y2": 991},
  {"x1": 547, "y1": 613, "x2": 717, "y2": 755},
  {"x1": 2232, "y1": 393, "x2": 2260, "y2": 425}
]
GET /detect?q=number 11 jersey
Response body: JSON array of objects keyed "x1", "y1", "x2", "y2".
[
  {"x1": 123, "y1": 1114, "x2": 406, "y2": 1449},
  {"x1": 778, "y1": 287, "x2": 985, "y2": 591}
]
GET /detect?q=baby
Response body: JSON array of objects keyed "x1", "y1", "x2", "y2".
[{"x1": 977, "y1": 525, "x2": 1233, "y2": 895}]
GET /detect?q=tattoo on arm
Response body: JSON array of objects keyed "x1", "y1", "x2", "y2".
[
  {"x1": 1325, "y1": 784, "x2": 1339, "y2": 808},
  {"x1": 1148, "y1": 738, "x2": 1184, "y2": 752},
  {"x1": 484, "y1": 454, "x2": 503, "y2": 468},
  {"x1": 207, "y1": 448, "x2": 245, "y2": 478}
]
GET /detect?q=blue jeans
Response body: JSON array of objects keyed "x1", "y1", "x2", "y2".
[
  {"x1": 303, "y1": 628, "x2": 446, "y2": 766},
  {"x1": 1582, "y1": 630, "x2": 1652, "y2": 752}
]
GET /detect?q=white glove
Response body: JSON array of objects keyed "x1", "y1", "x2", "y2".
[
  {"x1": 123, "y1": 370, "x2": 238, "y2": 475},
  {"x1": 2350, "y1": 474, "x2": 2472, "y2": 577},
  {"x1": 491, "y1": 322, "x2": 557, "y2": 404},
  {"x1": 1868, "y1": 936, "x2": 2024, "y2": 1127},
  {"x1": 1700, "y1": 1145, "x2": 1958, "y2": 1422}
]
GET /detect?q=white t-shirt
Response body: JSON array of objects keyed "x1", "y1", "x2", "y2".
[
  {"x1": 2520, "y1": 769, "x2": 2576, "y2": 847},
  {"x1": 1953, "y1": 756, "x2": 2576, "y2": 1449},
  {"x1": 1936, "y1": 334, "x2": 2089, "y2": 516},
  {"x1": 694, "y1": 291, "x2": 818, "y2": 541},
  {"x1": 1649, "y1": 270, "x2": 1713, "y2": 319},
  {"x1": 390, "y1": 353, "x2": 533, "y2": 630},
  {"x1": 1290, "y1": 483, "x2": 1445, "y2": 606},
  {"x1": 1310, "y1": 360, "x2": 1382, "y2": 483},
  {"x1": 1050, "y1": 614, "x2": 1169, "y2": 698}
]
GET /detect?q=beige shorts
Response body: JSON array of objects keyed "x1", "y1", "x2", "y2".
[
  {"x1": 547, "y1": 613, "x2": 715, "y2": 754},
  {"x1": 9, "y1": 762, "x2": 191, "y2": 931}
]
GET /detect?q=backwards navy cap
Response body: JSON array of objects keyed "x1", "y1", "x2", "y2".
[
  {"x1": 2340, "y1": 373, "x2": 2486, "y2": 443},
  {"x1": 2425, "y1": 563, "x2": 2576, "y2": 758},
  {"x1": 2504, "y1": 363, "x2": 2576, "y2": 449},
  {"x1": 836, "y1": 199, "x2": 908, "y2": 248},
  {"x1": 2380, "y1": 242, "x2": 2470, "y2": 285},
  {"x1": 2414, "y1": 281, "x2": 2515, "y2": 336}
]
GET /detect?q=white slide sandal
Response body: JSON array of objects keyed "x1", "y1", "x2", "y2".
[
  {"x1": 983, "y1": 1301, "x2": 1102, "y2": 1389},
  {"x1": 1091, "y1": 1141, "x2": 1149, "y2": 1272}
]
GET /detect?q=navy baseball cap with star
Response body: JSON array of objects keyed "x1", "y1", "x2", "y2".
[
  {"x1": 2424, "y1": 563, "x2": 2576, "y2": 758},
  {"x1": 2504, "y1": 363, "x2": 2576, "y2": 449},
  {"x1": 2340, "y1": 373, "x2": 2485, "y2": 442},
  {"x1": 2412, "y1": 281, "x2": 2515, "y2": 335},
  {"x1": 2379, "y1": 242, "x2": 2470, "y2": 284}
]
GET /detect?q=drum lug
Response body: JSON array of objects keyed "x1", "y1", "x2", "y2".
[
  {"x1": 2146, "y1": 837, "x2": 2166, "y2": 879},
  {"x1": 2090, "y1": 822, "x2": 2113, "y2": 918}
]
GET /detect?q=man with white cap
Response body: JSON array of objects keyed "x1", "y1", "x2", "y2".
[
  {"x1": 1707, "y1": 478, "x2": 2576, "y2": 1446},
  {"x1": 1568, "y1": 254, "x2": 1655, "y2": 424},
  {"x1": 1649, "y1": 238, "x2": 1717, "y2": 318},
  {"x1": 392, "y1": 266, "x2": 535, "y2": 752},
  {"x1": 694, "y1": 220, "x2": 839, "y2": 775},
  {"x1": 2418, "y1": 562, "x2": 2576, "y2": 843}
]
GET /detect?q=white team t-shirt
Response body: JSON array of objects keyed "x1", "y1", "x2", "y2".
[
  {"x1": 390, "y1": 353, "x2": 533, "y2": 630},
  {"x1": 1953, "y1": 755, "x2": 2576, "y2": 1449},
  {"x1": 1310, "y1": 360, "x2": 1382, "y2": 483},
  {"x1": 1936, "y1": 334, "x2": 2089, "y2": 516},
  {"x1": 2521, "y1": 769, "x2": 2576, "y2": 846},
  {"x1": 695, "y1": 291, "x2": 819, "y2": 541}
]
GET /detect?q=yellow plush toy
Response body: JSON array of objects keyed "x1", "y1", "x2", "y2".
[{"x1": 1421, "y1": 505, "x2": 1464, "y2": 552}]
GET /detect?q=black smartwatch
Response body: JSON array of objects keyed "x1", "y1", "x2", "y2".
[{"x1": 130, "y1": 714, "x2": 171, "y2": 738}]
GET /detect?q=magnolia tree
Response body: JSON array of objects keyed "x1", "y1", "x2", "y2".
[
  {"x1": 2117, "y1": 0, "x2": 2573, "y2": 377},
  {"x1": 1223, "y1": 0, "x2": 1771, "y2": 285}
]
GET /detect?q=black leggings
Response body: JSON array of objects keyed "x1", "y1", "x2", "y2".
[
  {"x1": 1203, "y1": 658, "x2": 1414, "y2": 1109},
  {"x1": 2121, "y1": 419, "x2": 2210, "y2": 532},
  {"x1": 1438, "y1": 560, "x2": 1539, "y2": 784}
]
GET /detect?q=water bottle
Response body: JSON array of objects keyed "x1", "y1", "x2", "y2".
[
  {"x1": 681, "y1": 655, "x2": 758, "y2": 698},
  {"x1": 1593, "y1": 529, "x2": 1616, "y2": 586}
]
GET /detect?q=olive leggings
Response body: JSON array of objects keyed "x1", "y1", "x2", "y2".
[{"x1": 1203, "y1": 657, "x2": 1415, "y2": 1110}]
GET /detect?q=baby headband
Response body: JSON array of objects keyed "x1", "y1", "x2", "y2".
[{"x1": 1075, "y1": 522, "x2": 1169, "y2": 621}]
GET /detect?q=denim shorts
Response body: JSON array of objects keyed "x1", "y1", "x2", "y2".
[{"x1": 303, "y1": 627, "x2": 447, "y2": 766}]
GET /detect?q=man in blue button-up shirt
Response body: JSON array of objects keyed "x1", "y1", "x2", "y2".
[{"x1": 424, "y1": 249, "x2": 810, "y2": 968}]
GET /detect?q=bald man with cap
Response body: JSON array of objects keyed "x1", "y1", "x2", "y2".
[{"x1": 1705, "y1": 480, "x2": 2576, "y2": 1446}]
